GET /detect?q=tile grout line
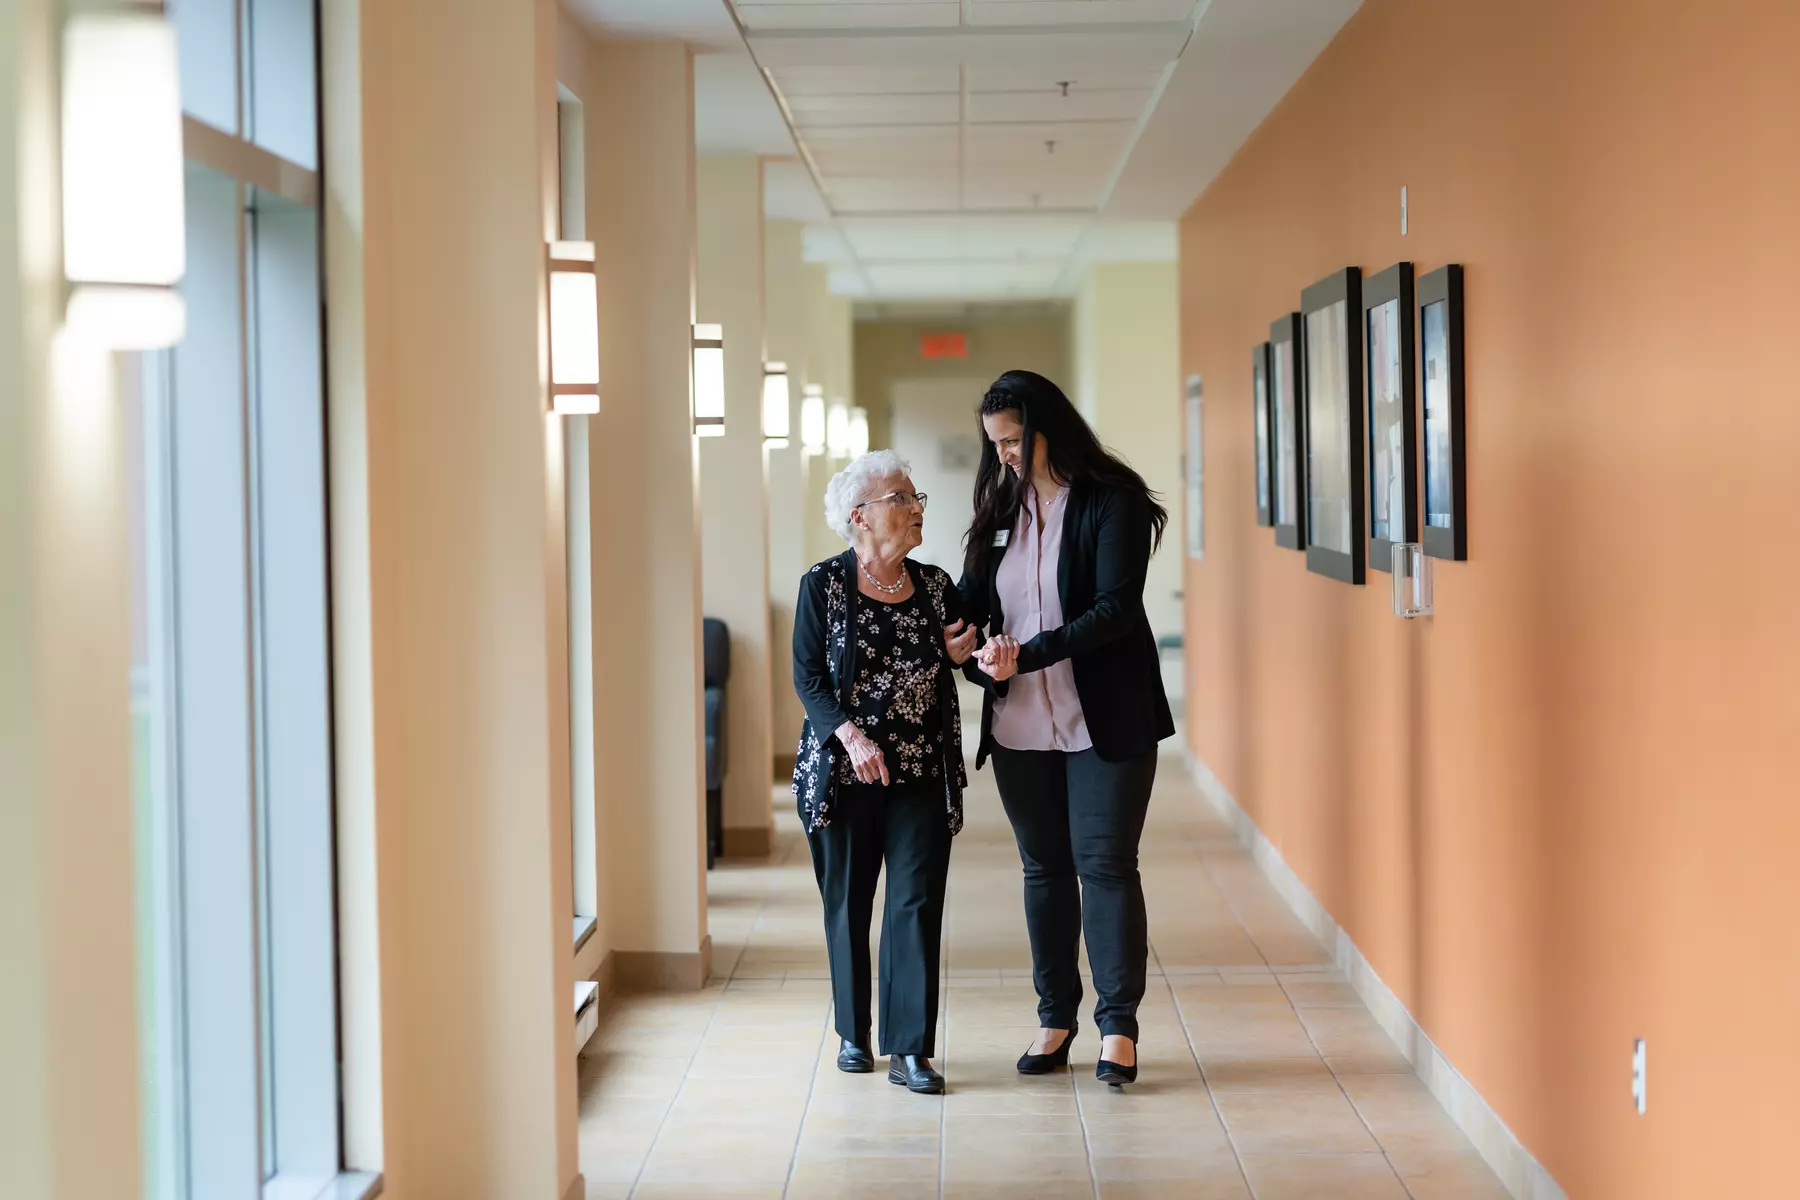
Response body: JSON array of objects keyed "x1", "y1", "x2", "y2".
[
  {"x1": 1191, "y1": 823, "x2": 1409, "y2": 1197},
  {"x1": 1155, "y1": 939, "x2": 1258, "y2": 1200},
  {"x1": 1067, "y1": 1009, "x2": 1100, "y2": 1200},
  {"x1": 625, "y1": 831, "x2": 794, "y2": 1200},
  {"x1": 937, "y1": 862, "x2": 951, "y2": 1200}
]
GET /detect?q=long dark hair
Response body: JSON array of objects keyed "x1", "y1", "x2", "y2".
[{"x1": 963, "y1": 369, "x2": 1168, "y2": 579}]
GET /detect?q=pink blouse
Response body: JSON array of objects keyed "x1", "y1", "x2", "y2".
[{"x1": 991, "y1": 485, "x2": 1092, "y2": 753}]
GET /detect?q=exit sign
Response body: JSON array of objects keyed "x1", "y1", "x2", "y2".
[{"x1": 920, "y1": 332, "x2": 967, "y2": 360}]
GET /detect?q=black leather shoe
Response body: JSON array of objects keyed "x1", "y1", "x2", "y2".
[
  {"x1": 837, "y1": 1039, "x2": 874, "y2": 1073},
  {"x1": 1017, "y1": 1023, "x2": 1078, "y2": 1075},
  {"x1": 1096, "y1": 1039, "x2": 1139, "y2": 1088},
  {"x1": 887, "y1": 1054, "x2": 945, "y2": 1094}
]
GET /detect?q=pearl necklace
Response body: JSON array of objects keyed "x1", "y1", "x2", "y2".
[{"x1": 860, "y1": 561, "x2": 906, "y2": 595}]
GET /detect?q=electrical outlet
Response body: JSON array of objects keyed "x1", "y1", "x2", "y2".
[{"x1": 1631, "y1": 1039, "x2": 1647, "y2": 1114}]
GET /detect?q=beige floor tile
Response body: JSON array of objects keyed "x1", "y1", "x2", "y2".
[
  {"x1": 578, "y1": 795, "x2": 1498, "y2": 1200},
  {"x1": 1200, "y1": 1055, "x2": 1338, "y2": 1095},
  {"x1": 1238, "y1": 1152, "x2": 1410, "y2": 1198},
  {"x1": 1213, "y1": 1091, "x2": 1381, "y2": 1155},
  {"x1": 1281, "y1": 980, "x2": 1363, "y2": 1007},
  {"x1": 1386, "y1": 1150, "x2": 1513, "y2": 1199}
]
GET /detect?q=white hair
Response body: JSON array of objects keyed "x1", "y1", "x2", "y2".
[{"x1": 824, "y1": 449, "x2": 912, "y2": 544}]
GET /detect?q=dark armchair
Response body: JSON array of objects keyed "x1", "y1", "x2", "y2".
[{"x1": 703, "y1": 617, "x2": 729, "y2": 868}]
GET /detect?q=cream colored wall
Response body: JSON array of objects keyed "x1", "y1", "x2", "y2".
[
  {"x1": 801, "y1": 265, "x2": 855, "y2": 568},
  {"x1": 764, "y1": 218, "x2": 809, "y2": 759},
  {"x1": 322, "y1": 1, "x2": 575, "y2": 1196},
  {"x1": 696, "y1": 155, "x2": 774, "y2": 847},
  {"x1": 1073, "y1": 261, "x2": 1184, "y2": 640},
  {"x1": 580, "y1": 36, "x2": 709, "y2": 965},
  {"x1": 1, "y1": 5, "x2": 144, "y2": 1196}
]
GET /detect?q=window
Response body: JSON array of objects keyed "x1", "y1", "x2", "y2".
[
  {"x1": 129, "y1": 2, "x2": 360, "y2": 1196},
  {"x1": 560, "y1": 86, "x2": 599, "y2": 950}
]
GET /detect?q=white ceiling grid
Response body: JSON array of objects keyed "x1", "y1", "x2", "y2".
[
  {"x1": 571, "y1": 0, "x2": 1365, "y2": 303},
  {"x1": 733, "y1": 0, "x2": 1203, "y2": 301}
]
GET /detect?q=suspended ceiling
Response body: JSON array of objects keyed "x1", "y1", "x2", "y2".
[{"x1": 569, "y1": 0, "x2": 1363, "y2": 302}]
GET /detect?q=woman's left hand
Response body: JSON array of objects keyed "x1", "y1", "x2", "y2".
[{"x1": 944, "y1": 619, "x2": 979, "y2": 665}]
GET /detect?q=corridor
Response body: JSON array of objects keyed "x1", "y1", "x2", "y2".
[{"x1": 577, "y1": 741, "x2": 1510, "y2": 1199}]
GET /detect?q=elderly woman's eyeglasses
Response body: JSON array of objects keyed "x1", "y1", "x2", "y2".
[{"x1": 854, "y1": 490, "x2": 928, "y2": 512}]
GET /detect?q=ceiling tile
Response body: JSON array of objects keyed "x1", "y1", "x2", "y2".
[
  {"x1": 968, "y1": 87, "x2": 1153, "y2": 124},
  {"x1": 737, "y1": 2, "x2": 960, "y2": 31},
  {"x1": 788, "y1": 92, "x2": 962, "y2": 127},
  {"x1": 966, "y1": 0, "x2": 1197, "y2": 25},
  {"x1": 772, "y1": 64, "x2": 961, "y2": 95}
]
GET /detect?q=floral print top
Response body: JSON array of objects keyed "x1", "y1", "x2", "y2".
[
  {"x1": 790, "y1": 551, "x2": 969, "y2": 835},
  {"x1": 833, "y1": 592, "x2": 945, "y2": 787}
]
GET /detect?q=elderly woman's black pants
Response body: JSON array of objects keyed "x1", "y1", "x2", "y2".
[{"x1": 807, "y1": 779, "x2": 952, "y2": 1057}]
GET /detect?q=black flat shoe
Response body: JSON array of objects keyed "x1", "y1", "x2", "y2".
[
  {"x1": 1097, "y1": 1037, "x2": 1139, "y2": 1088},
  {"x1": 837, "y1": 1039, "x2": 874, "y2": 1074},
  {"x1": 1017, "y1": 1023, "x2": 1079, "y2": 1075},
  {"x1": 887, "y1": 1054, "x2": 945, "y2": 1094}
]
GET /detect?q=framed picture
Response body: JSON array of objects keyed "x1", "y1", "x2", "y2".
[
  {"x1": 1301, "y1": 267, "x2": 1364, "y2": 585},
  {"x1": 1184, "y1": 375, "x2": 1204, "y2": 559},
  {"x1": 1252, "y1": 342, "x2": 1274, "y2": 527},
  {"x1": 1418, "y1": 264, "x2": 1467, "y2": 560},
  {"x1": 1270, "y1": 314, "x2": 1305, "y2": 550},
  {"x1": 1363, "y1": 263, "x2": 1416, "y2": 573}
]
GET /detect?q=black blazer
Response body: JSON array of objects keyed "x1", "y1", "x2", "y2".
[{"x1": 957, "y1": 481, "x2": 1175, "y2": 767}]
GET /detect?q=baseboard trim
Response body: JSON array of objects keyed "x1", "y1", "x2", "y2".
[
  {"x1": 722, "y1": 823, "x2": 774, "y2": 859},
  {"x1": 613, "y1": 936, "x2": 713, "y2": 993},
  {"x1": 1184, "y1": 754, "x2": 1566, "y2": 1200}
]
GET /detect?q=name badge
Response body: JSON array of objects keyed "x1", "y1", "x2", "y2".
[{"x1": 992, "y1": 529, "x2": 1010, "y2": 548}]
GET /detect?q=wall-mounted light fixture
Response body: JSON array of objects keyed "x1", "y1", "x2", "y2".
[
  {"x1": 848, "y1": 407, "x2": 870, "y2": 459},
  {"x1": 692, "y1": 323, "x2": 725, "y2": 437},
  {"x1": 547, "y1": 241, "x2": 599, "y2": 415},
  {"x1": 799, "y1": 384, "x2": 825, "y2": 456},
  {"x1": 61, "y1": 8, "x2": 186, "y2": 350},
  {"x1": 762, "y1": 361, "x2": 790, "y2": 446},
  {"x1": 825, "y1": 402, "x2": 850, "y2": 459}
]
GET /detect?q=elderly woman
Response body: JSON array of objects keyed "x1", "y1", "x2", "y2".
[{"x1": 791, "y1": 449, "x2": 982, "y2": 1095}]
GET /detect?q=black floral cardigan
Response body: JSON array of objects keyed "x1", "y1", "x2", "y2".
[{"x1": 790, "y1": 549, "x2": 981, "y2": 834}]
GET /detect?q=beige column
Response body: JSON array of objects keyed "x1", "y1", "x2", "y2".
[
  {"x1": 582, "y1": 35, "x2": 711, "y2": 986},
  {"x1": 0, "y1": 2, "x2": 143, "y2": 1196},
  {"x1": 323, "y1": 0, "x2": 573, "y2": 1194},
  {"x1": 802, "y1": 262, "x2": 857, "y2": 566},
  {"x1": 1073, "y1": 260, "x2": 1183, "y2": 640},
  {"x1": 764, "y1": 215, "x2": 809, "y2": 764},
  {"x1": 697, "y1": 154, "x2": 775, "y2": 856}
]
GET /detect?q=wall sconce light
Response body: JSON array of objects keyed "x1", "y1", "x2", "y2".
[
  {"x1": 848, "y1": 407, "x2": 870, "y2": 459},
  {"x1": 547, "y1": 240, "x2": 599, "y2": 415},
  {"x1": 61, "y1": 9, "x2": 186, "y2": 350},
  {"x1": 762, "y1": 361, "x2": 790, "y2": 446},
  {"x1": 825, "y1": 402, "x2": 850, "y2": 459},
  {"x1": 800, "y1": 384, "x2": 825, "y2": 456},
  {"x1": 692, "y1": 323, "x2": 725, "y2": 437}
]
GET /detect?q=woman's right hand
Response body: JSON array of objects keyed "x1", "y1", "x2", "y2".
[
  {"x1": 977, "y1": 634, "x2": 1020, "y2": 682},
  {"x1": 835, "y1": 721, "x2": 890, "y2": 785}
]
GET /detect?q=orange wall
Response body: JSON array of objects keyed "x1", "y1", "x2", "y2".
[{"x1": 1179, "y1": 1, "x2": 1800, "y2": 1196}]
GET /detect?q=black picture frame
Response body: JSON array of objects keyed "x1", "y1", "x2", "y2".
[
  {"x1": 1269, "y1": 315, "x2": 1305, "y2": 550},
  {"x1": 1362, "y1": 263, "x2": 1417, "y2": 573},
  {"x1": 1301, "y1": 267, "x2": 1364, "y2": 585},
  {"x1": 1252, "y1": 342, "x2": 1274, "y2": 527},
  {"x1": 1418, "y1": 264, "x2": 1467, "y2": 561}
]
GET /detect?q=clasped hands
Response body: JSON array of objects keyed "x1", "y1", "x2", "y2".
[
  {"x1": 944, "y1": 620, "x2": 1019, "y2": 681},
  {"x1": 835, "y1": 623, "x2": 1024, "y2": 785}
]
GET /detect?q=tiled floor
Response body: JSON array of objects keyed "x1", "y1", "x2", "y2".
[{"x1": 578, "y1": 734, "x2": 1510, "y2": 1200}]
